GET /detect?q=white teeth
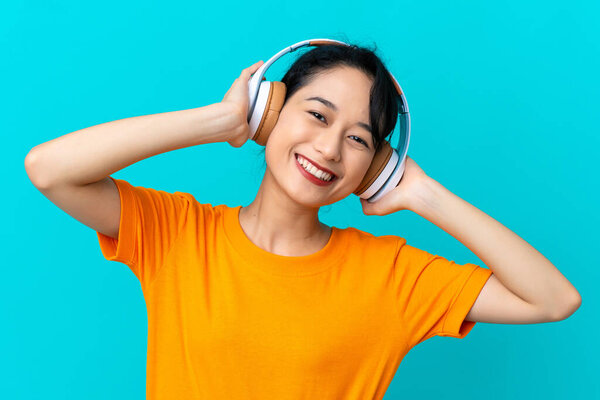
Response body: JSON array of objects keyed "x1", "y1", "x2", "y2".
[{"x1": 296, "y1": 155, "x2": 333, "y2": 182}]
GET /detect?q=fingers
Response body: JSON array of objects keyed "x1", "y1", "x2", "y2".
[{"x1": 240, "y1": 60, "x2": 264, "y2": 79}]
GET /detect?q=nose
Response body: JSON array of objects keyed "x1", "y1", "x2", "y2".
[{"x1": 313, "y1": 127, "x2": 342, "y2": 162}]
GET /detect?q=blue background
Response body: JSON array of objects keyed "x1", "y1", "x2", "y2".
[{"x1": 3, "y1": 0, "x2": 597, "y2": 398}]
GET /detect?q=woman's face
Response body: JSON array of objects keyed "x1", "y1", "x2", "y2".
[{"x1": 264, "y1": 65, "x2": 376, "y2": 208}]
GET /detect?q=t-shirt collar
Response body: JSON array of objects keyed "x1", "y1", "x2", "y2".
[{"x1": 222, "y1": 205, "x2": 347, "y2": 276}]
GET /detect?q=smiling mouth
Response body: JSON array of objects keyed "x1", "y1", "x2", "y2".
[{"x1": 295, "y1": 153, "x2": 338, "y2": 182}]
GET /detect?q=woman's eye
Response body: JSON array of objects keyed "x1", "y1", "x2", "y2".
[
  {"x1": 350, "y1": 135, "x2": 368, "y2": 147},
  {"x1": 309, "y1": 111, "x2": 326, "y2": 123}
]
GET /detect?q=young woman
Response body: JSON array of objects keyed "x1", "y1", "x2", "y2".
[{"x1": 25, "y1": 43, "x2": 581, "y2": 400}]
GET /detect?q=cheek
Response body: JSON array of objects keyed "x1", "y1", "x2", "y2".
[
  {"x1": 264, "y1": 133, "x2": 293, "y2": 178},
  {"x1": 264, "y1": 120, "x2": 307, "y2": 164},
  {"x1": 263, "y1": 143, "x2": 277, "y2": 173},
  {"x1": 272, "y1": 111, "x2": 312, "y2": 143}
]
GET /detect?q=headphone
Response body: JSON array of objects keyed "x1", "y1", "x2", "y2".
[{"x1": 246, "y1": 38, "x2": 411, "y2": 203}]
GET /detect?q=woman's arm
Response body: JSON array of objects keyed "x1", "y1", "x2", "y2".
[
  {"x1": 361, "y1": 156, "x2": 581, "y2": 322},
  {"x1": 24, "y1": 101, "x2": 244, "y2": 239},
  {"x1": 410, "y1": 176, "x2": 582, "y2": 320},
  {"x1": 25, "y1": 101, "x2": 243, "y2": 187},
  {"x1": 25, "y1": 61, "x2": 262, "y2": 240}
]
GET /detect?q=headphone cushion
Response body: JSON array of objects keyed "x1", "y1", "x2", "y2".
[
  {"x1": 353, "y1": 141, "x2": 394, "y2": 196},
  {"x1": 253, "y1": 81, "x2": 287, "y2": 146}
]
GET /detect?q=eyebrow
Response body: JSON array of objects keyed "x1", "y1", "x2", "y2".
[{"x1": 305, "y1": 96, "x2": 372, "y2": 134}]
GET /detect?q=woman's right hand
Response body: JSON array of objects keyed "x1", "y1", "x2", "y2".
[{"x1": 221, "y1": 60, "x2": 265, "y2": 148}]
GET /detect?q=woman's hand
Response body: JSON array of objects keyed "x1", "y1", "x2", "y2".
[
  {"x1": 360, "y1": 156, "x2": 431, "y2": 216},
  {"x1": 221, "y1": 60, "x2": 265, "y2": 148}
]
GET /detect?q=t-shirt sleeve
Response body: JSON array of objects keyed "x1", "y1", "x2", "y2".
[
  {"x1": 96, "y1": 176, "x2": 193, "y2": 288},
  {"x1": 393, "y1": 237, "x2": 493, "y2": 348}
]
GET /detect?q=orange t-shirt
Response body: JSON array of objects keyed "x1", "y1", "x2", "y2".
[{"x1": 96, "y1": 177, "x2": 493, "y2": 400}]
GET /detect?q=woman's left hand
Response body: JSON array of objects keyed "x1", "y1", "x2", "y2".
[{"x1": 359, "y1": 156, "x2": 430, "y2": 216}]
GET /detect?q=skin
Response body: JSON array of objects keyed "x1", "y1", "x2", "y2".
[{"x1": 238, "y1": 66, "x2": 379, "y2": 257}]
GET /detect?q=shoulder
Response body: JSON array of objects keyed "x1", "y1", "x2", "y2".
[{"x1": 335, "y1": 225, "x2": 405, "y2": 253}]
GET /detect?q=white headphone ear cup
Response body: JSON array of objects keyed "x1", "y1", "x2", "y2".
[
  {"x1": 358, "y1": 150, "x2": 400, "y2": 200},
  {"x1": 367, "y1": 154, "x2": 407, "y2": 203},
  {"x1": 248, "y1": 81, "x2": 273, "y2": 141}
]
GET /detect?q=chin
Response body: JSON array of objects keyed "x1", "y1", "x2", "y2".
[{"x1": 293, "y1": 186, "x2": 349, "y2": 208}]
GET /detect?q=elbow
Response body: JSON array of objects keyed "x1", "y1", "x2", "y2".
[
  {"x1": 25, "y1": 148, "x2": 51, "y2": 189},
  {"x1": 551, "y1": 291, "x2": 582, "y2": 321},
  {"x1": 25, "y1": 150, "x2": 41, "y2": 185},
  {"x1": 569, "y1": 291, "x2": 582, "y2": 315}
]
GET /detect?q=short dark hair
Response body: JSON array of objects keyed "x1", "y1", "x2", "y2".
[{"x1": 280, "y1": 42, "x2": 400, "y2": 153}]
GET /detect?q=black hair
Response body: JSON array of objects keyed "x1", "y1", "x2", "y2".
[{"x1": 280, "y1": 42, "x2": 400, "y2": 153}]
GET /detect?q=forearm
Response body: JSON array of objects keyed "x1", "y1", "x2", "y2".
[
  {"x1": 25, "y1": 102, "x2": 242, "y2": 187},
  {"x1": 409, "y1": 176, "x2": 581, "y2": 311}
]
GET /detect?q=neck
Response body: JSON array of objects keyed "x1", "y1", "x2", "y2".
[{"x1": 238, "y1": 171, "x2": 331, "y2": 257}]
